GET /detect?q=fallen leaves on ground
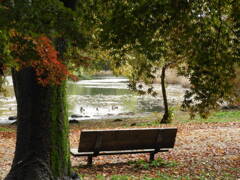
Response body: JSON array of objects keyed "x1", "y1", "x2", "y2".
[
  {"x1": 0, "y1": 122, "x2": 240, "y2": 179},
  {"x1": 0, "y1": 131, "x2": 16, "y2": 179}
]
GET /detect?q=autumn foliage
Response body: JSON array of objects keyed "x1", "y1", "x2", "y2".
[
  {"x1": 32, "y1": 36, "x2": 69, "y2": 86},
  {"x1": 16, "y1": 36, "x2": 77, "y2": 86}
]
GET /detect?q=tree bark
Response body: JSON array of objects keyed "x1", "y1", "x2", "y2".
[
  {"x1": 160, "y1": 65, "x2": 169, "y2": 124},
  {"x1": 5, "y1": 68, "x2": 74, "y2": 180}
]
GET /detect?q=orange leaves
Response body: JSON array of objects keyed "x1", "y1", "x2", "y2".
[
  {"x1": 30, "y1": 36, "x2": 69, "y2": 86},
  {"x1": 16, "y1": 35, "x2": 77, "y2": 86}
]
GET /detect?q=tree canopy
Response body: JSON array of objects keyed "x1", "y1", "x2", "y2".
[
  {"x1": 0, "y1": 0, "x2": 88, "y2": 87},
  {"x1": 80, "y1": 0, "x2": 240, "y2": 118}
]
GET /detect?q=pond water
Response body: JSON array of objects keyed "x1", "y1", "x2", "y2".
[{"x1": 0, "y1": 75, "x2": 186, "y2": 124}]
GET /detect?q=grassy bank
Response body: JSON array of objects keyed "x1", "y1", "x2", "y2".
[{"x1": 70, "y1": 109, "x2": 240, "y2": 130}]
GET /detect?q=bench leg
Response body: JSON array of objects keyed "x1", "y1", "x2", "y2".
[
  {"x1": 87, "y1": 156, "x2": 93, "y2": 166},
  {"x1": 150, "y1": 152, "x2": 155, "y2": 161}
]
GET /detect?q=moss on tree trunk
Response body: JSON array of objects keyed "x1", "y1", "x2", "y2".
[{"x1": 5, "y1": 68, "x2": 72, "y2": 180}]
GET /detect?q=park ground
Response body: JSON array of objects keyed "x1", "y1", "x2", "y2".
[{"x1": 0, "y1": 110, "x2": 240, "y2": 180}]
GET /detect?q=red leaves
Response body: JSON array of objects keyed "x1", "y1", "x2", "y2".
[
  {"x1": 16, "y1": 36, "x2": 77, "y2": 86},
  {"x1": 30, "y1": 36, "x2": 69, "y2": 86}
]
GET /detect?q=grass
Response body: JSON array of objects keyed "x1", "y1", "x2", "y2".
[
  {"x1": 175, "y1": 109, "x2": 240, "y2": 123},
  {"x1": 124, "y1": 110, "x2": 239, "y2": 128},
  {"x1": 0, "y1": 126, "x2": 14, "y2": 132},
  {"x1": 128, "y1": 158, "x2": 178, "y2": 170},
  {"x1": 70, "y1": 109, "x2": 240, "y2": 131},
  {"x1": 134, "y1": 109, "x2": 240, "y2": 127}
]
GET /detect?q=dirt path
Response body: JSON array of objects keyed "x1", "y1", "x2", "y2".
[{"x1": 1, "y1": 122, "x2": 240, "y2": 179}]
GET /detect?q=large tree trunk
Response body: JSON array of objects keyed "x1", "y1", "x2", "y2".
[{"x1": 5, "y1": 68, "x2": 74, "y2": 180}]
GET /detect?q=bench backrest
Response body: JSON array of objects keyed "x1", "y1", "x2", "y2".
[{"x1": 78, "y1": 128, "x2": 177, "y2": 152}]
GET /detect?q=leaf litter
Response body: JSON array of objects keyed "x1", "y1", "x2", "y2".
[{"x1": 0, "y1": 122, "x2": 240, "y2": 179}]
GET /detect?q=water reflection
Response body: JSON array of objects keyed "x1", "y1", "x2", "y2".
[
  {"x1": 67, "y1": 76, "x2": 130, "y2": 95},
  {"x1": 67, "y1": 76, "x2": 144, "y2": 121},
  {"x1": 0, "y1": 75, "x2": 185, "y2": 124}
]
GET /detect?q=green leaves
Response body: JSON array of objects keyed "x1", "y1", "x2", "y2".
[
  {"x1": 88, "y1": 0, "x2": 240, "y2": 118},
  {"x1": 0, "y1": 30, "x2": 12, "y2": 66},
  {"x1": 178, "y1": 1, "x2": 240, "y2": 117},
  {"x1": 0, "y1": 0, "x2": 86, "y2": 46}
]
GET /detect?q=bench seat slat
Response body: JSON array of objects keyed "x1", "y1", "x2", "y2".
[{"x1": 71, "y1": 148, "x2": 169, "y2": 156}]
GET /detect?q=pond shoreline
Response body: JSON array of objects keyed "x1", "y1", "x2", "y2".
[{"x1": 0, "y1": 75, "x2": 187, "y2": 125}]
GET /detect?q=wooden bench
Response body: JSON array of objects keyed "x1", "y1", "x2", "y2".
[{"x1": 70, "y1": 128, "x2": 177, "y2": 165}]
